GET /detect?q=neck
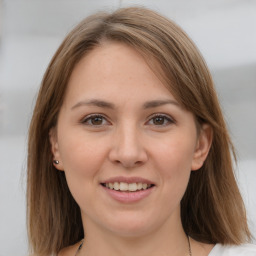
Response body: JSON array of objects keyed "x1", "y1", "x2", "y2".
[{"x1": 80, "y1": 215, "x2": 189, "y2": 256}]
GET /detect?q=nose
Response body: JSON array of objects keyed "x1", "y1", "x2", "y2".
[{"x1": 108, "y1": 124, "x2": 148, "y2": 168}]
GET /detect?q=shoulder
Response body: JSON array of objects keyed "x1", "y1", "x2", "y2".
[
  {"x1": 58, "y1": 241, "x2": 81, "y2": 256},
  {"x1": 209, "y1": 243, "x2": 256, "y2": 256}
]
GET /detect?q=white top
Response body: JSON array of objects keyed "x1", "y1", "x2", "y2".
[{"x1": 209, "y1": 243, "x2": 256, "y2": 255}]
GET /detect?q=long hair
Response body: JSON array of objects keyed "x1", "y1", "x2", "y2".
[{"x1": 27, "y1": 6, "x2": 252, "y2": 255}]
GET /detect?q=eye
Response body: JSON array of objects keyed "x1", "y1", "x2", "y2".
[
  {"x1": 147, "y1": 114, "x2": 175, "y2": 126},
  {"x1": 81, "y1": 114, "x2": 110, "y2": 126}
]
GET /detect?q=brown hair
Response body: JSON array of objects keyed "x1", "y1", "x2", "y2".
[{"x1": 27, "y1": 6, "x2": 252, "y2": 255}]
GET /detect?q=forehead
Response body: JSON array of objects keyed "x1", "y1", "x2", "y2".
[{"x1": 64, "y1": 42, "x2": 176, "y2": 104}]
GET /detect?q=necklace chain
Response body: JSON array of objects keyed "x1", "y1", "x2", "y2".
[
  {"x1": 75, "y1": 236, "x2": 192, "y2": 256},
  {"x1": 188, "y1": 235, "x2": 192, "y2": 256},
  {"x1": 75, "y1": 239, "x2": 84, "y2": 256}
]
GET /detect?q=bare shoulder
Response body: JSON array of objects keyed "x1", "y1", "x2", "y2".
[
  {"x1": 190, "y1": 238, "x2": 215, "y2": 256},
  {"x1": 210, "y1": 243, "x2": 256, "y2": 255},
  {"x1": 58, "y1": 242, "x2": 80, "y2": 256}
]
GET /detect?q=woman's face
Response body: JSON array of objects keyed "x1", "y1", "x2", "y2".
[{"x1": 50, "y1": 42, "x2": 211, "y2": 237}]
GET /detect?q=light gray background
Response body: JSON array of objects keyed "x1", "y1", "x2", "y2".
[{"x1": 0, "y1": 0, "x2": 255, "y2": 255}]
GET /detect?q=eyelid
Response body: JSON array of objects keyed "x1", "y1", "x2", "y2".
[
  {"x1": 79, "y1": 113, "x2": 175, "y2": 127},
  {"x1": 80, "y1": 113, "x2": 111, "y2": 126},
  {"x1": 146, "y1": 113, "x2": 176, "y2": 126}
]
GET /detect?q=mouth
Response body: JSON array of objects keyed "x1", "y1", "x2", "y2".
[
  {"x1": 100, "y1": 177, "x2": 155, "y2": 203},
  {"x1": 101, "y1": 182, "x2": 155, "y2": 192}
]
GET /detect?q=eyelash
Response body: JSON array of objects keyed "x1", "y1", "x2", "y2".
[
  {"x1": 81, "y1": 114, "x2": 110, "y2": 126},
  {"x1": 80, "y1": 113, "x2": 175, "y2": 127},
  {"x1": 147, "y1": 114, "x2": 175, "y2": 126}
]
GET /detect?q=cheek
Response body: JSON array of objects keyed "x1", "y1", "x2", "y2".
[
  {"x1": 58, "y1": 131, "x2": 108, "y2": 178},
  {"x1": 152, "y1": 136, "x2": 196, "y2": 195},
  {"x1": 155, "y1": 137, "x2": 195, "y2": 173},
  {"x1": 57, "y1": 131, "x2": 109, "y2": 207}
]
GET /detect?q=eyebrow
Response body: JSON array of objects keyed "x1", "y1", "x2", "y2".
[
  {"x1": 71, "y1": 99, "x2": 115, "y2": 110},
  {"x1": 143, "y1": 99, "x2": 180, "y2": 109},
  {"x1": 71, "y1": 99, "x2": 180, "y2": 110}
]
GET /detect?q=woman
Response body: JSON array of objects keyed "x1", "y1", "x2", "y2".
[{"x1": 27, "y1": 7, "x2": 256, "y2": 256}]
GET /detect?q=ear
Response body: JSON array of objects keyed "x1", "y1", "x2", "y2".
[
  {"x1": 49, "y1": 128, "x2": 64, "y2": 171},
  {"x1": 191, "y1": 124, "x2": 213, "y2": 171}
]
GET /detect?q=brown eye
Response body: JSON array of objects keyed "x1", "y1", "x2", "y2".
[
  {"x1": 91, "y1": 116, "x2": 103, "y2": 125},
  {"x1": 147, "y1": 114, "x2": 174, "y2": 126},
  {"x1": 153, "y1": 116, "x2": 165, "y2": 125},
  {"x1": 82, "y1": 114, "x2": 109, "y2": 126}
]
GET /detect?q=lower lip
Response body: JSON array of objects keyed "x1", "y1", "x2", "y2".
[{"x1": 101, "y1": 185, "x2": 154, "y2": 203}]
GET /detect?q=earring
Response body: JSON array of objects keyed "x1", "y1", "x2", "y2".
[{"x1": 53, "y1": 160, "x2": 59, "y2": 164}]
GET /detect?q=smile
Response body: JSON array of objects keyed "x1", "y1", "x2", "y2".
[
  {"x1": 100, "y1": 177, "x2": 156, "y2": 203},
  {"x1": 101, "y1": 182, "x2": 154, "y2": 192}
]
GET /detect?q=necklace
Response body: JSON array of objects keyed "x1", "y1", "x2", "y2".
[
  {"x1": 188, "y1": 235, "x2": 192, "y2": 256},
  {"x1": 75, "y1": 239, "x2": 84, "y2": 256},
  {"x1": 75, "y1": 236, "x2": 192, "y2": 255}
]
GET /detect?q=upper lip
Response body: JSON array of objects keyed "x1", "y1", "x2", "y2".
[{"x1": 101, "y1": 176, "x2": 155, "y2": 185}]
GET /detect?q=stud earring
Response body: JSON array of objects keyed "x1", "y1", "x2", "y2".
[{"x1": 53, "y1": 160, "x2": 59, "y2": 164}]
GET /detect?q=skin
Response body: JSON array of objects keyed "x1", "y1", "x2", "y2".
[{"x1": 50, "y1": 42, "x2": 213, "y2": 256}]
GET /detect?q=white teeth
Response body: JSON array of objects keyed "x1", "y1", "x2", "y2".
[
  {"x1": 120, "y1": 182, "x2": 128, "y2": 191},
  {"x1": 128, "y1": 183, "x2": 137, "y2": 191},
  {"x1": 137, "y1": 183, "x2": 143, "y2": 190},
  {"x1": 114, "y1": 182, "x2": 119, "y2": 190},
  {"x1": 104, "y1": 182, "x2": 152, "y2": 192},
  {"x1": 142, "y1": 183, "x2": 147, "y2": 190}
]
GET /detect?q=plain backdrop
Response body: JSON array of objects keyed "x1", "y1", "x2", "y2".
[{"x1": 0, "y1": 1, "x2": 255, "y2": 255}]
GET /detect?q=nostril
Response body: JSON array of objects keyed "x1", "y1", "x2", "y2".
[{"x1": 108, "y1": 139, "x2": 148, "y2": 168}]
